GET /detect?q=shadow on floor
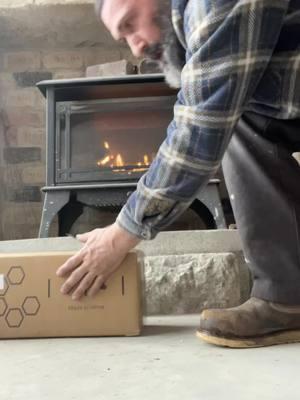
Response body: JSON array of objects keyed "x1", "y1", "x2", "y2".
[{"x1": 142, "y1": 324, "x2": 196, "y2": 337}]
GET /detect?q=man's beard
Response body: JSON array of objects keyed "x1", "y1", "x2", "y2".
[{"x1": 144, "y1": 4, "x2": 185, "y2": 89}]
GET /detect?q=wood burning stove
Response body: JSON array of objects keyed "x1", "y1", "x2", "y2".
[{"x1": 37, "y1": 75, "x2": 226, "y2": 237}]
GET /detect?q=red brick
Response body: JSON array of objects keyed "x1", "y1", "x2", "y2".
[
  {"x1": 4, "y1": 127, "x2": 18, "y2": 147},
  {"x1": 43, "y1": 51, "x2": 84, "y2": 69},
  {"x1": 0, "y1": 53, "x2": 4, "y2": 71},
  {"x1": 2, "y1": 165, "x2": 22, "y2": 186},
  {"x1": 3, "y1": 147, "x2": 41, "y2": 164},
  {"x1": 1, "y1": 0, "x2": 31, "y2": 6},
  {"x1": 5, "y1": 107, "x2": 45, "y2": 128},
  {"x1": 84, "y1": 49, "x2": 121, "y2": 68},
  {"x1": 13, "y1": 71, "x2": 53, "y2": 88},
  {"x1": 4, "y1": 51, "x2": 41, "y2": 72},
  {"x1": 0, "y1": 74, "x2": 17, "y2": 102},
  {"x1": 0, "y1": 201, "x2": 42, "y2": 240},
  {"x1": 53, "y1": 71, "x2": 83, "y2": 80},
  {"x1": 35, "y1": 92, "x2": 46, "y2": 110},
  {"x1": 0, "y1": 167, "x2": 4, "y2": 184},
  {"x1": 3, "y1": 162, "x2": 44, "y2": 184},
  {"x1": 5, "y1": 186, "x2": 42, "y2": 203},
  {"x1": 5, "y1": 88, "x2": 37, "y2": 108},
  {"x1": 1, "y1": 225, "x2": 39, "y2": 240},
  {"x1": 1, "y1": 202, "x2": 42, "y2": 226},
  {"x1": 21, "y1": 165, "x2": 45, "y2": 184},
  {"x1": 16, "y1": 127, "x2": 45, "y2": 147}
]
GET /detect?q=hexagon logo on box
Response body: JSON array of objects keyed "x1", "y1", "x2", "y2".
[
  {"x1": 22, "y1": 296, "x2": 40, "y2": 316},
  {"x1": 8, "y1": 266, "x2": 25, "y2": 285},
  {"x1": 5, "y1": 308, "x2": 24, "y2": 328},
  {"x1": 0, "y1": 266, "x2": 41, "y2": 329}
]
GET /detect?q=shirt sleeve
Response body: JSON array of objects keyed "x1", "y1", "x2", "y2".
[{"x1": 116, "y1": 0, "x2": 288, "y2": 240}]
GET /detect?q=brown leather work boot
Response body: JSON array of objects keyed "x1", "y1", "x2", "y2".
[{"x1": 197, "y1": 297, "x2": 300, "y2": 348}]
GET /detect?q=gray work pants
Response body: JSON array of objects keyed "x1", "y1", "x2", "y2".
[{"x1": 222, "y1": 112, "x2": 300, "y2": 304}]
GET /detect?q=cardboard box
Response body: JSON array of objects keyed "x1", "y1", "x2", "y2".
[{"x1": 0, "y1": 251, "x2": 142, "y2": 339}]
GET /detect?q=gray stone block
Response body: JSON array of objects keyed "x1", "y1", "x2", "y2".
[
  {"x1": 13, "y1": 72, "x2": 53, "y2": 88},
  {"x1": 138, "y1": 59, "x2": 162, "y2": 74},
  {"x1": 143, "y1": 253, "x2": 243, "y2": 315},
  {"x1": 235, "y1": 252, "x2": 252, "y2": 302},
  {"x1": 3, "y1": 147, "x2": 41, "y2": 164},
  {"x1": 86, "y1": 60, "x2": 136, "y2": 77}
]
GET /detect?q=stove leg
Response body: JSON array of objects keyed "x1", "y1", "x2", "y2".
[
  {"x1": 39, "y1": 191, "x2": 71, "y2": 238},
  {"x1": 197, "y1": 184, "x2": 227, "y2": 229},
  {"x1": 58, "y1": 201, "x2": 84, "y2": 236},
  {"x1": 190, "y1": 200, "x2": 216, "y2": 229}
]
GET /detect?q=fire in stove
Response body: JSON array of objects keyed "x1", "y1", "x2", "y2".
[{"x1": 97, "y1": 141, "x2": 153, "y2": 174}]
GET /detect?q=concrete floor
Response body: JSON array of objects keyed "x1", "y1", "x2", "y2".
[{"x1": 0, "y1": 315, "x2": 299, "y2": 400}]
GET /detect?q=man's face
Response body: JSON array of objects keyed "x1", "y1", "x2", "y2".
[{"x1": 101, "y1": 0, "x2": 183, "y2": 88}]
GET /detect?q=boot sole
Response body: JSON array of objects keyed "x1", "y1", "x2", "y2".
[{"x1": 196, "y1": 329, "x2": 300, "y2": 348}]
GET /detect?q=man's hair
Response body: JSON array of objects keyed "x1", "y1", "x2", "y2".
[{"x1": 95, "y1": 0, "x2": 105, "y2": 18}]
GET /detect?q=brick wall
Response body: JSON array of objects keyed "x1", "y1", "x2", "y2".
[{"x1": 0, "y1": 46, "x2": 133, "y2": 240}]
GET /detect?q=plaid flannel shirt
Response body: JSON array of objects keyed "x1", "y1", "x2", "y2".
[{"x1": 117, "y1": 0, "x2": 300, "y2": 240}]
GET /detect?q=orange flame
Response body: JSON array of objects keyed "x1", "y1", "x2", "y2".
[
  {"x1": 115, "y1": 154, "x2": 124, "y2": 167},
  {"x1": 97, "y1": 155, "x2": 110, "y2": 166},
  {"x1": 143, "y1": 155, "x2": 149, "y2": 165},
  {"x1": 97, "y1": 141, "x2": 152, "y2": 172}
]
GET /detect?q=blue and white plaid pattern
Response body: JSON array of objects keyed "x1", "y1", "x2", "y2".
[{"x1": 117, "y1": 0, "x2": 300, "y2": 239}]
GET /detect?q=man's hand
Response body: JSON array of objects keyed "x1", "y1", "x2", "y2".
[{"x1": 56, "y1": 223, "x2": 141, "y2": 301}]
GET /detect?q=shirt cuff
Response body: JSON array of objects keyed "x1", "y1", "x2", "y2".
[{"x1": 116, "y1": 205, "x2": 159, "y2": 240}]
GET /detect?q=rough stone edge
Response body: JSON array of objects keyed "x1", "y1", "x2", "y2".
[{"x1": 143, "y1": 252, "x2": 246, "y2": 315}]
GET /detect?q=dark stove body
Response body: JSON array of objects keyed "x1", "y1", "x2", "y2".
[{"x1": 37, "y1": 75, "x2": 226, "y2": 238}]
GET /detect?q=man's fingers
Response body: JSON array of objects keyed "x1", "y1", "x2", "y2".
[
  {"x1": 86, "y1": 275, "x2": 106, "y2": 298},
  {"x1": 71, "y1": 272, "x2": 97, "y2": 301},
  {"x1": 60, "y1": 266, "x2": 88, "y2": 295},
  {"x1": 56, "y1": 251, "x2": 83, "y2": 277}
]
